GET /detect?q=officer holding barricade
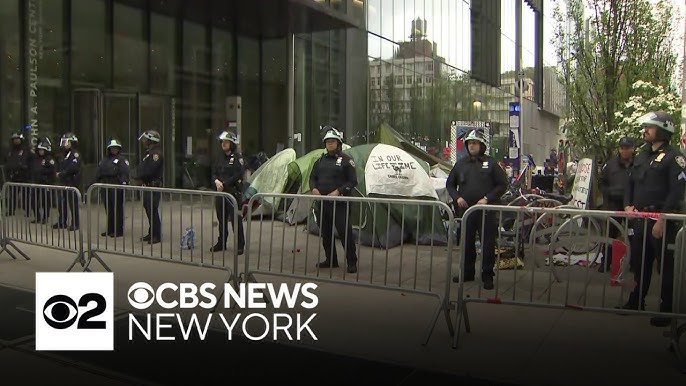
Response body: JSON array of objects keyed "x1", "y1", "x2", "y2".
[
  {"x1": 309, "y1": 126, "x2": 359, "y2": 274},
  {"x1": 446, "y1": 129, "x2": 508, "y2": 290},
  {"x1": 210, "y1": 131, "x2": 245, "y2": 254},
  {"x1": 623, "y1": 111, "x2": 686, "y2": 327}
]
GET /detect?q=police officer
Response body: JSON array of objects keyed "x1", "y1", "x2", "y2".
[
  {"x1": 5, "y1": 131, "x2": 33, "y2": 216},
  {"x1": 54, "y1": 132, "x2": 81, "y2": 231},
  {"x1": 623, "y1": 111, "x2": 685, "y2": 327},
  {"x1": 210, "y1": 131, "x2": 245, "y2": 254},
  {"x1": 136, "y1": 130, "x2": 163, "y2": 244},
  {"x1": 446, "y1": 129, "x2": 508, "y2": 290},
  {"x1": 598, "y1": 136, "x2": 634, "y2": 272},
  {"x1": 30, "y1": 138, "x2": 55, "y2": 224},
  {"x1": 309, "y1": 126, "x2": 359, "y2": 274},
  {"x1": 95, "y1": 138, "x2": 129, "y2": 237}
]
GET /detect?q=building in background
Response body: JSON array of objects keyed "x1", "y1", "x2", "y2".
[{"x1": 0, "y1": 0, "x2": 562, "y2": 189}]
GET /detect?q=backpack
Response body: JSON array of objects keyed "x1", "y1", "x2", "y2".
[{"x1": 180, "y1": 227, "x2": 195, "y2": 250}]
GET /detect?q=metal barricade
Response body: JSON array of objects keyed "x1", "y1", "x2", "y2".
[
  {"x1": 0, "y1": 182, "x2": 84, "y2": 270},
  {"x1": 244, "y1": 192, "x2": 456, "y2": 345},
  {"x1": 451, "y1": 204, "x2": 686, "y2": 371},
  {"x1": 84, "y1": 184, "x2": 240, "y2": 289}
]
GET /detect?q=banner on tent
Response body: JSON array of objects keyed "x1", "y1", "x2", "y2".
[{"x1": 365, "y1": 144, "x2": 438, "y2": 199}]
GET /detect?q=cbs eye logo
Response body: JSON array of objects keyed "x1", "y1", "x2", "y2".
[
  {"x1": 43, "y1": 293, "x2": 107, "y2": 330},
  {"x1": 35, "y1": 272, "x2": 114, "y2": 351},
  {"x1": 127, "y1": 282, "x2": 155, "y2": 309}
]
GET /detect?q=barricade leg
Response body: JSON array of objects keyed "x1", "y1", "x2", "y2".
[
  {"x1": 65, "y1": 251, "x2": 88, "y2": 272},
  {"x1": 211, "y1": 268, "x2": 241, "y2": 313},
  {"x1": 422, "y1": 295, "x2": 454, "y2": 345},
  {"x1": 83, "y1": 250, "x2": 113, "y2": 272},
  {"x1": 451, "y1": 299, "x2": 471, "y2": 349},
  {"x1": 0, "y1": 239, "x2": 30, "y2": 261}
]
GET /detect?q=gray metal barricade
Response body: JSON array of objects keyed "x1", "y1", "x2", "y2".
[
  {"x1": 84, "y1": 184, "x2": 240, "y2": 290},
  {"x1": 451, "y1": 204, "x2": 686, "y2": 372},
  {"x1": 0, "y1": 182, "x2": 84, "y2": 270},
  {"x1": 244, "y1": 192, "x2": 456, "y2": 345}
]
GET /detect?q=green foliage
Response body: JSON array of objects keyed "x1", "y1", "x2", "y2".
[
  {"x1": 553, "y1": 0, "x2": 679, "y2": 163},
  {"x1": 614, "y1": 80, "x2": 682, "y2": 146}
]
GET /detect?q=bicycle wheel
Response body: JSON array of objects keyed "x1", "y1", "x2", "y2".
[{"x1": 554, "y1": 215, "x2": 601, "y2": 255}]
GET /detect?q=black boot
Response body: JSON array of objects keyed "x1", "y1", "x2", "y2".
[
  {"x1": 210, "y1": 241, "x2": 226, "y2": 252},
  {"x1": 317, "y1": 260, "x2": 339, "y2": 268}
]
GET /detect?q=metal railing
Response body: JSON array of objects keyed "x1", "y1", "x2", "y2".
[
  {"x1": 84, "y1": 184, "x2": 240, "y2": 290},
  {"x1": 243, "y1": 192, "x2": 456, "y2": 345},
  {"x1": 450, "y1": 204, "x2": 686, "y2": 372},
  {"x1": 0, "y1": 182, "x2": 85, "y2": 270}
]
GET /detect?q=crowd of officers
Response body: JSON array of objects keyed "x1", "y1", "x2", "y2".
[
  {"x1": 3, "y1": 111, "x2": 683, "y2": 324},
  {"x1": 3, "y1": 124, "x2": 360, "y2": 271},
  {"x1": 4, "y1": 130, "x2": 165, "y2": 245},
  {"x1": 4, "y1": 128, "x2": 249, "y2": 252}
]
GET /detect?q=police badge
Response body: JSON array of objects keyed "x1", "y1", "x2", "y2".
[
  {"x1": 153, "y1": 154, "x2": 160, "y2": 162},
  {"x1": 676, "y1": 155, "x2": 686, "y2": 169}
]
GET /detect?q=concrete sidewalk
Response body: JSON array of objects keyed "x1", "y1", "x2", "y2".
[{"x1": 0, "y1": 240, "x2": 684, "y2": 385}]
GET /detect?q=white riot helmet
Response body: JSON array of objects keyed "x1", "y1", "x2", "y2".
[
  {"x1": 138, "y1": 130, "x2": 161, "y2": 143},
  {"x1": 218, "y1": 131, "x2": 239, "y2": 145},
  {"x1": 321, "y1": 126, "x2": 343, "y2": 143},
  {"x1": 106, "y1": 138, "x2": 123, "y2": 150},
  {"x1": 464, "y1": 130, "x2": 487, "y2": 155},
  {"x1": 37, "y1": 138, "x2": 52, "y2": 152},
  {"x1": 60, "y1": 132, "x2": 78, "y2": 147}
]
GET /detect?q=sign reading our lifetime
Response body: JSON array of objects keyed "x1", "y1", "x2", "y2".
[{"x1": 368, "y1": 153, "x2": 418, "y2": 178}]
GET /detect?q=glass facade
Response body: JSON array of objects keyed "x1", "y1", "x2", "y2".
[
  {"x1": 0, "y1": 0, "x2": 350, "y2": 190},
  {"x1": 0, "y1": 0, "x2": 560, "y2": 189},
  {"x1": 364, "y1": 0, "x2": 540, "y2": 162}
]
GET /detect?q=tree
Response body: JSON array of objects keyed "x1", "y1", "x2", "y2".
[
  {"x1": 614, "y1": 80, "x2": 681, "y2": 145},
  {"x1": 552, "y1": 0, "x2": 679, "y2": 163}
]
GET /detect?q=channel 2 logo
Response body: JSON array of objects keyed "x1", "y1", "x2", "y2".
[{"x1": 35, "y1": 272, "x2": 114, "y2": 351}]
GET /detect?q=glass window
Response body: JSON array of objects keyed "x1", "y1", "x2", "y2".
[
  {"x1": 211, "y1": 25, "x2": 235, "y2": 136},
  {"x1": 150, "y1": 13, "x2": 176, "y2": 95},
  {"x1": 182, "y1": 21, "x2": 210, "y2": 152},
  {"x1": 236, "y1": 36, "x2": 260, "y2": 155},
  {"x1": 0, "y1": 0, "x2": 22, "y2": 148},
  {"x1": 367, "y1": 0, "x2": 380, "y2": 33},
  {"x1": 113, "y1": 3, "x2": 147, "y2": 91},
  {"x1": 261, "y1": 38, "x2": 288, "y2": 155},
  {"x1": 71, "y1": 0, "x2": 107, "y2": 87}
]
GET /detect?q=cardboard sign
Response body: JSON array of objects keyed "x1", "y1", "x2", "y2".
[{"x1": 570, "y1": 158, "x2": 593, "y2": 209}]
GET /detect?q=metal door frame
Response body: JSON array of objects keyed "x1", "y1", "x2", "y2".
[{"x1": 71, "y1": 89, "x2": 174, "y2": 187}]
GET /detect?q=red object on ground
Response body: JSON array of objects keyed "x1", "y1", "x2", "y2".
[{"x1": 610, "y1": 239, "x2": 627, "y2": 286}]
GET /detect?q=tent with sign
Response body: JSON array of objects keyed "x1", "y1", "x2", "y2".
[
  {"x1": 243, "y1": 148, "x2": 297, "y2": 217},
  {"x1": 305, "y1": 143, "x2": 448, "y2": 249}
]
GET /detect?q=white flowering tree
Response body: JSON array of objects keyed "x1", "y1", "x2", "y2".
[
  {"x1": 614, "y1": 80, "x2": 682, "y2": 146},
  {"x1": 553, "y1": 0, "x2": 680, "y2": 164}
]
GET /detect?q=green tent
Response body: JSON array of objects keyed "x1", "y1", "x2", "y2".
[
  {"x1": 281, "y1": 145, "x2": 350, "y2": 224},
  {"x1": 305, "y1": 143, "x2": 448, "y2": 249},
  {"x1": 243, "y1": 148, "x2": 296, "y2": 217}
]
